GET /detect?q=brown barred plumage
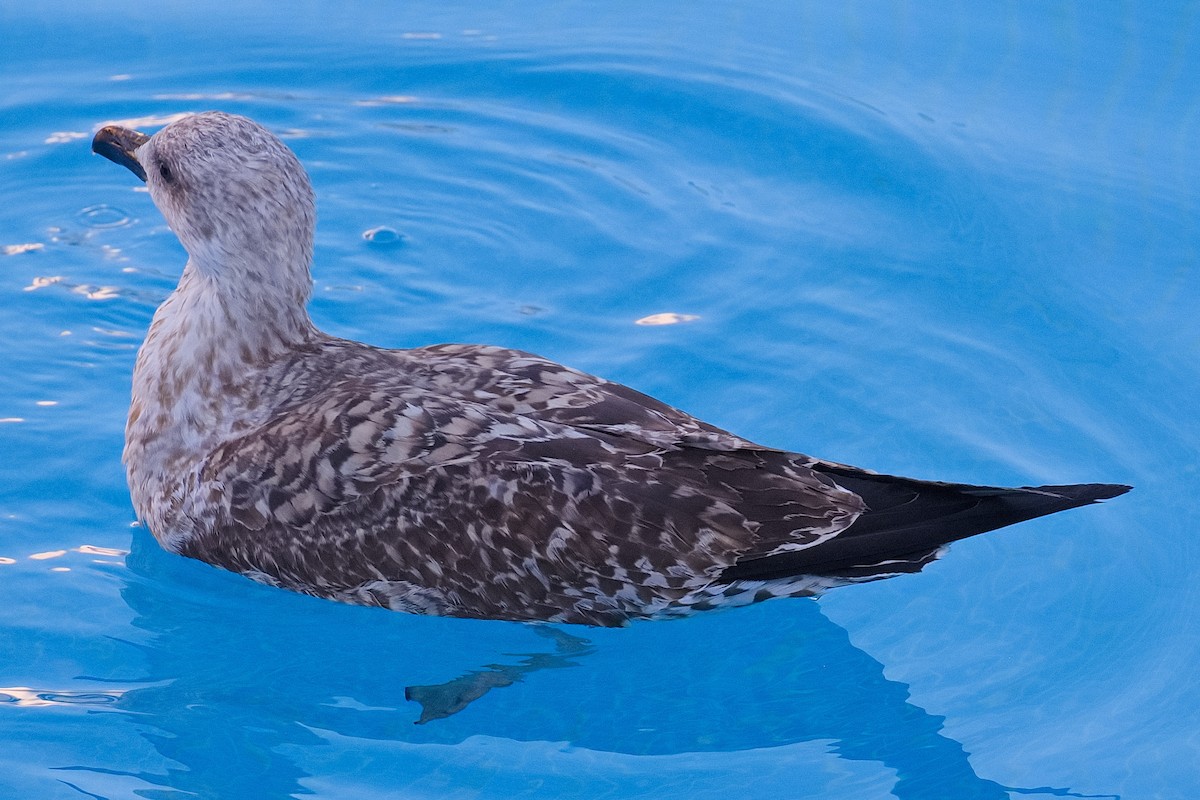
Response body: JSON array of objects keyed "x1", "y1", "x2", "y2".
[{"x1": 93, "y1": 112, "x2": 1129, "y2": 626}]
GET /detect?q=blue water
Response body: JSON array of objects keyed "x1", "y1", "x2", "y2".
[{"x1": 2, "y1": 1, "x2": 1197, "y2": 797}]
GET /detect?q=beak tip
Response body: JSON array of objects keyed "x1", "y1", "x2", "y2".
[
  {"x1": 92, "y1": 125, "x2": 150, "y2": 183},
  {"x1": 90, "y1": 125, "x2": 118, "y2": 155}
]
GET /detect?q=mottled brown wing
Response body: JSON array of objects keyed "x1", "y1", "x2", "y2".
[
  {"x1": 195, "y1": 346, "x2": 864, "y2": 624},
  {"x1": 202, "y1": 382, "x2": 601, "y2": 530},
  {"x1": 399, "y1": 343, "x2": 764, "y2": 452}
]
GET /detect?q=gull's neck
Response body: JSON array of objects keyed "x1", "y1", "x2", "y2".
[
  {"x1": 124, "y1": 256, "x2": 319, "y2": 540},
  {"x1": 162, "y1": 256, "x2": 316, "y2": 353}
]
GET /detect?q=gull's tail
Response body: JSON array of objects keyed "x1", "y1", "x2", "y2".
[{"x1": 721, "y1": 467, "x2": 1131, "y2": 583}]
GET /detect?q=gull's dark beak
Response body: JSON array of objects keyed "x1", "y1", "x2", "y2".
[{"x1": 92, "y1": 125, "x2": 151, "y2": 182}]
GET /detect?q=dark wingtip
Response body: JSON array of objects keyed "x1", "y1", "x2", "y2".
[{"x1": 1027, "y1": 483, "x2": 1132, "y2": 504}]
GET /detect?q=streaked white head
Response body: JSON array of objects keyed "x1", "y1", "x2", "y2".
[
  {"x1": 94, "y1": 111, "x2": 315, "y2": 306},
  {"x1": 95, "y1": 113, "x2": 323, "y2": 542}
]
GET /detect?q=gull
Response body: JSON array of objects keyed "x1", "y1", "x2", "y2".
[{"x1": 92, "y1": 112, "x2": 1129, "y2": 626}]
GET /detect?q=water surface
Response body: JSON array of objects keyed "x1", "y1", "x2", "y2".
[{"x1": 1, "y1": 2, "x2": 1197, "y2": 798}]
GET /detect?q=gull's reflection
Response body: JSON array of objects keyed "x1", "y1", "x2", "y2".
[
  {"x1": 405, "y1": 626, "x2": 595, "y2": 724},
  {"x1": 53, "y1": 530, "x2": 1113, "y2": 799}
]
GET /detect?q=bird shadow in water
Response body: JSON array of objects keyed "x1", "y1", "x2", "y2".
[
  {"x1": 398, "y1": 611, "x2": 1118, "y2": 800},
  {"x1": 404, "y1": 625, "x2": 595, "y2": 724}
]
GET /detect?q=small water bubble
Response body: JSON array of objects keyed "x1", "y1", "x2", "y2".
[
  {"x1": 363, "y1": 226, "x2": 404, "y2": 246},
  {"x1": 77, "y1": 205, "x2": 131, "y2": 229}
]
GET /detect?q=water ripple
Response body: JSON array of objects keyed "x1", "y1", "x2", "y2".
[
  {"x1": 76, "y1": 205, "x2": 131, "y2": 229},
  {"x1": 0, "y1": 687, "x2": 122, "y2": 708}
]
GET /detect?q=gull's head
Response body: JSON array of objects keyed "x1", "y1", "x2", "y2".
[{"x1": 93, "y1": 112, "x2": 315, "y2": 299}]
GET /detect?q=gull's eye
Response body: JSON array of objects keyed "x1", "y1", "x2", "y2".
[{"x1": 159, "y1": 162, "x2": 174, "y2": 182}]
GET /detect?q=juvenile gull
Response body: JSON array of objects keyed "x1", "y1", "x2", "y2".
[{"x1": 92, "y1": 112, "x2": 1129, "y2": 627}]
